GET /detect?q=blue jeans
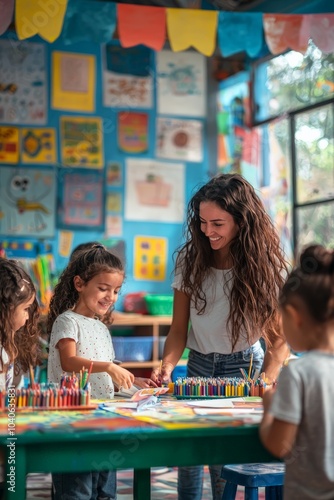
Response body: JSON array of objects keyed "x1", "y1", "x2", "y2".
[
  {"x1": 177, "y1": 342, "x2": 264, "y2": 500},
  {"x1": 52, "y1": 470, "x2": 116, "y2": 500}
]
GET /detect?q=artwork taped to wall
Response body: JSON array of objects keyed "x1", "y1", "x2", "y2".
[
  {"x1": 118, "y1": 112, "x2": 149, "y2": 154},
  {"x1": 60, "y1": 117, "x2": 104, "y2": 169},
  {"x1": 134, "y1": 235, "x2": 167, "y2": 281},
  {"x1": 105, "y1": 215, "x2": 123, "y2": 238},
  {"x1": 102, "y1": 44, "x2": 153, "y2": 109},
  {"x1": 52, "y1": 52, "x2": 96, "y2": 112},
  {"x1": 125, "y1": 158, "x2": 185, "y2": 223},
  {"x1": 156, "y1": 117, "x2": 203, "y2": 162},
  {"x1": 0, "y1": 167, "x2": 56, "y2": 237},
  {"x1": 107, "y1": 162, "x2": 122, "y2": 186},
  {"x1": 21, "y1": 128, "x2": 57, "y2": 164},
  {"x1": 157, "y1": 50, "x2": 206, "y2": 117},
  {"x1": 0, "y1": 40, "x2": 47, "y2": 125},
  {"x1": 0, "y1": 126, "x2": 19, "y2": 163},
  {"x1": 58, "y1": 171, "x2": 105, "y2": 231}
]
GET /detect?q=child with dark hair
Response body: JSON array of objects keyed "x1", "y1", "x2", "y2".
[
  {"x1": 260, "y1": 244, "x2": 334, "y2": 499},
  {"x1": 48, "y1": 244, "x2": 155, "y2": 500}
]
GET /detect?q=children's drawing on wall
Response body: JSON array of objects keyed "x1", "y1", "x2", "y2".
[
  {"x1": 60, "y1": 117, "x2": 103, "y2": 168},
  {"x1": 58, "y1": 171, "x2": 104, "y2": 230},
  {"x1": 0, "y1": 40, "x2": 47, "y2": 124},
  {"x1": 0, "y1": 126, "x2": 19, "y2": 163},
  {"x1": 134, "y1": 236, "x2": 167, "y2": 281},
  {"x1": 118, "y1": 112, "x2": 148, "y2": 153},
  {"x1": 156, "y1": 118, "x2": 203, "y2": 162},
  {"x1": 106, "y1": 162, "x2": 122, "y2": 186},
  {"x1": 217, "y1": 73, "x2": 250, "y2": 172},
  {"x1": 102, "y1": 44, "x2": 153, "y2": 108},
  {"x1": 21, "y1": 128, "x2": 57, "y2": 164},
  {"x1": 106, "y1": 192, "x2": 122, "y2": 213},
  {"x1": 52, "y1": 52, "x2": 96, "y2": 112},
  {"x1": 105, "y1": 215, "x2": 122, "y2": 238},
  {"x1": 125, "y1": 159, "x2": 185, "y2": 223},
  {"x1": 0, "y1": 167, "x2": 55, "y2": 237},
  {"x1": 234, "y1": 126, "x2": 262, "y2": 189},
  {"x1": 157, "y1": 50, "x2": 206, "y2": 117}
]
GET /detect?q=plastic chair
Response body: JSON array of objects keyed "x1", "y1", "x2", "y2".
[{"x1": 221, "y1": 462, "x2": 284, "y2": 500}]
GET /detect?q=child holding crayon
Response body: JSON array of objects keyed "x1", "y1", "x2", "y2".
[
  {"x1": 260, "y1": 244, "x2": 334, "y2": 499},
  {"x1": 0, "y1": 258, "x2": 40, "y2": 493},
  {"x1": 47, "y1": 244, "x2": 155, "y2": 500}
]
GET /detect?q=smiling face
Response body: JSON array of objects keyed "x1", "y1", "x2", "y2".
[
  {"x1": 199, "y1": 201, "x2": 239, "y2": 260},
  {"x1": 73, "y1": 271, "x2": 124, "y2": 318},
  {"x1": 12, "y1": 295, "x2": 35, "y2": 332}
]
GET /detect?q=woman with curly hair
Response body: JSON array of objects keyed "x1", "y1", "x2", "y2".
[
  {"x1": 151, "y1": 173, "x2": 290, "y2": 500},
  {"x1": 0, "y1": 258, "x2": 40, "y2": 390}
]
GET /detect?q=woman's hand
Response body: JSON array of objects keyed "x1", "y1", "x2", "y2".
[
  {"x1": 134, "y1": 377, "x2": 158, "y2": 389},
  {"x1": 107, "y1": 363, "x2": 134, "y2": 389},
  {"x1": 151, "y1": 361, "x2": 174, "y2": 386}
]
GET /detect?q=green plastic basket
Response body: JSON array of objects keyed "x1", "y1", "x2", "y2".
[{"x1": 144, "y1": 294, "x2": 173, "y2": 316}]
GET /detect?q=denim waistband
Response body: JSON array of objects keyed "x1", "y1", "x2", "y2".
[{"x1": 189, "y1": 340, "x2": 263, "y2": 363}]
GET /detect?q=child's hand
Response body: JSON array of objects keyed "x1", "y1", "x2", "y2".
[
  {"x1": 151, "y1": 361, "x2": 174, "y2": 386},
  {"x1": 134, "y1": 377, "x2": 158, "y2": 389},
  {"x1": 107, "y1": 363, "x2": 134, "y2": 390}
]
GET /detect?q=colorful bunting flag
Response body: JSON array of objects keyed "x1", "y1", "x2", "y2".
[
  {"x1": 218, "y1": 12, "x2": 264, "y2": 57},
  {"x1": 15, "y1": 0, "x2": 68, "y2": 42},
  {"x1": 60, "y1": 0, "x2": 116, "y2": 45},
  {"x1": 308, "y1": 14, "x2": 334, "y2": 53},
  {"x1": 117, "y1": 4, "x2": 166, "y2": 51},
  {"x1": 0, "y1": 0, "x2": 14, "y2": 36},
  {"x1": 167, "y1": 8, "x2": 218, "y2": 56},
  {"x1": 263, "y1": 14, "x2": 309, "y2": 55}
]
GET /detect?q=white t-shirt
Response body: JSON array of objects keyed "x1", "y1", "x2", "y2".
[
  {"x1": 173, "y1": 267, "x2": 260, "y2": 354},
  {"x1": 47, "y1": 310, "x2": 115, "y2": 399},
  {"x1": 0, "y1": 346, "x2": 14, "y2": 390}
]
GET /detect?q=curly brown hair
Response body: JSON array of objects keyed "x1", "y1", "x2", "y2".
[
  {"x1": 176, "y1": 173, "x2": 289, "y2": 350},
  {"x1": 47, "y1": 245, "x2": 124, "y2": 334},
  {"x1": 0, "y1": 258, "x2": 40, "y2": 372}
]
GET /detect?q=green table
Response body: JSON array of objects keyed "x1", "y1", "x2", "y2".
[{"x1": 0, "y1": 411, "x2": 274, "y2": 500}]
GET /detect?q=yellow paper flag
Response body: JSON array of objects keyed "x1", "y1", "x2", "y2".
[
  {"x1": 167, "y1": 8, "x2": 218, "y2": 56},
  {"x1": 15, "y1": 0, "x2": 68, "y2": 42}
]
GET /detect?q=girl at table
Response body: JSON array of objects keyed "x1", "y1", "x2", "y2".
[
  {"x1": 47, "y1": 245, "x2": 154, "y2": 500},
  {"x1": 260, "y1": 244, "x2": 334, "y2": 499},
  {"x1": 0, "y1": 257, "x2": 40, "y2": 391},
  {"x1": 151, "y1": 173, "x2": 290, "y2": 500}
]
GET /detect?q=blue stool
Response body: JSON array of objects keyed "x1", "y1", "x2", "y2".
[{"x1": 221, "y1": 463, "x2": 284, "y2": 500}]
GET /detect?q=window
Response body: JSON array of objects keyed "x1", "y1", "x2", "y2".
[{"x1": 252, "y1": 41, "x2": 334, "y2": 256}]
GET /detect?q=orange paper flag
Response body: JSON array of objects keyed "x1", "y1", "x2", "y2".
[
  {"x1": 15, "y1": 0, "x2": 68, "y2": 42},
  {"x1": 117, "y1": 4, "x2": 166, "y2": 51},
  {"x1": 263, "y1": 14, "x2": 309, "y2": 55},
  {"x1": 167, "y1": 8, "x2": 218, "y2": 57}
]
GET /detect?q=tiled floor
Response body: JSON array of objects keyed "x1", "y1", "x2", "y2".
[{"x1": 26, "y1": 468, "x2": 266, "y2": 499}]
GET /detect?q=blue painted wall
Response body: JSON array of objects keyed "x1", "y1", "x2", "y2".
[{"x1": 0, "y1": 31, "x2": 216, "y2": 305}]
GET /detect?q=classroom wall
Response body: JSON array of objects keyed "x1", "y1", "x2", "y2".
[{"x1": 0, "y1": 31, "x2": 216, "y2": 306}]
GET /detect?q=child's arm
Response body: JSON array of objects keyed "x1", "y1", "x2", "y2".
[
  {"x1": 57, "y1": 338, "x2": 134, "y2": 389},
  {"x1": 134, "y1": 377, "x2": 158, "y2": 389},
  {"x1": 259, "y1": 388, "x2": 298, "y2": 458}
]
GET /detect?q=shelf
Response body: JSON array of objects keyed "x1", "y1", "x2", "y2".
[
  {"x1": 113, "y1": 313, "x2": 172, "y2": 326},
  {"x1": 120, "y1": 361, "x2": 159, "y2": 369}
]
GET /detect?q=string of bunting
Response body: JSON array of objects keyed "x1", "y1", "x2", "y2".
[{"x1": 0, "y1": 1, "x2": 333, "y2": 57}]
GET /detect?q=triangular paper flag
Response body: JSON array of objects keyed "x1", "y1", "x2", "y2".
[
  {"x1": 263, "y1": 14, "x2": 309, "y2": 55},
  {"x1": 15, "y1": 0, "x2": 68, "y2": 42},
  {"x1": 0, "y1": 0, "x2": 14, "y2": 36},
  {"x1": 117, "y1": 4, "x2": 166, "y2": 51},
  {"x1": 167, "y1": 8, "x2": 218, "y2": 57}
]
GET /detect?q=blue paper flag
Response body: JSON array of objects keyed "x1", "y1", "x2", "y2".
[
  {"x1": 218, "y1": 12, "x2": 264, "y2": 58},
  {"x1": 61, "y1": 0, "x2": 116, "y2": 45}
]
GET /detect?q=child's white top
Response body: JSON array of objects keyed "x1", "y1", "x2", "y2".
[
  {"x1": 0, "y1": 346, "x2": 14, "y2": 390},
  {"x1": 47, "y1": 310, "x2": 115, "y2": 399}
]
